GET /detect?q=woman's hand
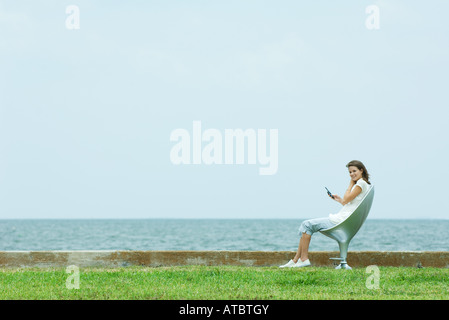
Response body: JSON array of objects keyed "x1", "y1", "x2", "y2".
[
  {"x1": 349, "y1": 179, "x2": 356, "y2": 188},
  {"x1": 330, "y1": 194, "x2": 343, "y2": 204}
]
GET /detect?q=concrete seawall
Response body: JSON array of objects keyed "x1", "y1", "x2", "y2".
[{"x1": 1, "y1": 251, "x2": 448, "y2": 268}]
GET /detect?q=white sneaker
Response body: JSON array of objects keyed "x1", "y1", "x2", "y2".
[
  {"x1": 294, "y1": 259, "x2": 311, "y2": 268},
  {"x1": 279, "y1": 259, "x2": 297, "y2": 268}
]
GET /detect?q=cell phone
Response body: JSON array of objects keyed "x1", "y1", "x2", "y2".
[{"x1": 325, "y1": 187, "x2": 335, "y2": 199}]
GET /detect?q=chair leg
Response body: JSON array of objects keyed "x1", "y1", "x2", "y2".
[{"x1": 336, "y1": 241, "x2": 351, "y2": 270}]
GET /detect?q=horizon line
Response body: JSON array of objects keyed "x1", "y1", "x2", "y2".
[{"x1": 0, "y1": 217, "x2": 447, "y2": 220}]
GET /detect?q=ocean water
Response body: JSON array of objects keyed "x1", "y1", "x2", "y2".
[{"x1": 0, "y1": 219, "x2": 448, "y2": 252}]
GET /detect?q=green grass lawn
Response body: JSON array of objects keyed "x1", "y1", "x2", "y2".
[{"x1": 1, "y1": 265, "x2": 448, "y2": 300}]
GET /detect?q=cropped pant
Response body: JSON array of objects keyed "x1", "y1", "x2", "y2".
[{"x1": 298, "y1": 217, "x2": 336, "y2": 236}]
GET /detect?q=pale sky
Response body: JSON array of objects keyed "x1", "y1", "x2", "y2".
[{"x1": 1, "y1": 1, "x2": 448, "y2": 219}]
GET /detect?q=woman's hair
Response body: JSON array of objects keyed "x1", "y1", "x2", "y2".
[{"x1": 346, "y1": 160, "x2": 371, "y2": 184}]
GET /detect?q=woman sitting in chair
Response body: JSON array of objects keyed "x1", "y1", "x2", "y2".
[{"x1": 280, "y1": 160, "x2": 371, "y2": 268}]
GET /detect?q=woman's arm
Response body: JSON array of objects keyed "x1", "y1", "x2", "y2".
[{"x1": 331, "y1": 180, "x2": 362, "y2": 206}]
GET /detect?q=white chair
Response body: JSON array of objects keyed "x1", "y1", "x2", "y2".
[{"x1": 320, "y1": 186, "x2": 375, "y2": 270}]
